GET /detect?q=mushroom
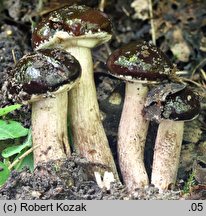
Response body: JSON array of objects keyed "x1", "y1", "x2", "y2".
[
  {"x1": 144, "y1": 83, "x2": 200, "y2": 190},
  {"x1": 31, "y1": 5, "x2": 118, "y2": 178},
  {"x1": 106, "y1": 41, "x2": 175, "y2": 190},
  {"x1": 3, "y1": 48, "x2": 81, "y2": 165}
]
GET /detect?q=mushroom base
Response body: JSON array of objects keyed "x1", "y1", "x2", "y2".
[
  {"x1": 151, "y1": 120, "x2": 184, "y2": 190},
  {"x1": 67, "y1": 47, "x2": 118, "y2": 179},
  {"x1": 118, "y1": 82, "x2": 149, "y2": 191},
  {"x1": 32, "y1": 92, "x2": 70, "y2": 165}
]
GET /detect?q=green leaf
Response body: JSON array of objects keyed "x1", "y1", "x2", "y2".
[
  {"x1": 0, "y1": 104, "x2": 21, "y2": 117},
  {"x1": 3, "y1": 158, "x2": 11, "y2": 167},
  {"x1": 0, "y1": 120, "x2": 28, "y2": 140},
  {"x1": 2, "y1": 145, "x2": 28, "y2": 158},
  {"x1": 14, "y1": 150, "x2": 34, "y2": 172},
  {"x1": 0, "y1": 162, "x2": 10, "y2": 186},
  {"x1": 2, "y1": 130, "x2": 32, "y2": 158}
]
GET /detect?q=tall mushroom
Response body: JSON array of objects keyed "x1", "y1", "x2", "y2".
[
  {"x1": 3, "y1": 48, "x2": 81, "y2": 165},
  {"x1": 106, "y1": 41, "x2": 176, "y2": 190},
  {"x1": 31, "y1": 5, "x2": 118, "y2": 178},
  {"x1": 144, "y1": 83, "x2": 200, "y2": 190}
]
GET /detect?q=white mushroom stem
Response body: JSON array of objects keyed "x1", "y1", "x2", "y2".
[
  {"x1": 118, "y1": 82, "x2": 149, "y2": 191},
  {"x1": 67, "y1": 46, "x2": 118, "y2": 178},
  {"x1": 151, "y1": 120, "x2": 184, "y2": 190},
  {"x1": 32, "y1": 91, "x2": 71, "y2": 165}
]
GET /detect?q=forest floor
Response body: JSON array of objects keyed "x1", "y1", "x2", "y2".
[{"x1": 0, "y1": 0, "x2": 206, "y2": 200}]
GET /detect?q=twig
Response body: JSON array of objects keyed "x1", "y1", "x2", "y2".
[
  {"x1": 122, "y1": 6, "x2": 130, "y2": 16},
  {"x1": 99, "y1": 0, "x2": 106, "y2": 12},
  {"x1": 200, "y1": 69, "x2": 206, "y2": 82},
  {"x1": 8, "y1": 145, "x2": 40, "y2": 170},
  {"x1": 190, "y1": 58, "x2": 206, "y2": 79},
  {"x1": 11, "y1": 49, "x2": 17, "y2": 65},
  {"x1": 148, "y1": 0, "x2": 156, "y2": 45},
  {"x1": 175, "y1": 70, "x2": 189, "y2": 75},
  {"x1": 105, "y1": 42, "x2": 112, "y2": 55},
  {"x1": 181, "y1": 77, "x2": 206, "y2": 91}
]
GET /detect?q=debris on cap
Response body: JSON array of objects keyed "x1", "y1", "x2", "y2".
[
  {"x1": 144, "y1": 83, "x2": 201, "y2": 122},
  {"x1": 107, "y1": 41, "x2": 175, "y2": 83}
]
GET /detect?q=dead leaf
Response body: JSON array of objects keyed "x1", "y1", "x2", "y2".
[{"x1": 131, "y1": 0, "x2": 149, "y2": 20}]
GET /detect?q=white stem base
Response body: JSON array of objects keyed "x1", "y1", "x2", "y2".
[
  {"x1": 67, "y1": 47, "x2": 118, "y2": 178},
  {"x1": 32, "y1": 92, "x2": 70, "y2": 165},
  {"x1": 151, "y1": 120, "x2": 184, "y2": 190},
  {"x1": 118, "y1": 82, "x2": 149, "y2": 191}
]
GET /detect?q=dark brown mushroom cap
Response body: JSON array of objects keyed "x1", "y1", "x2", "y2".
[
  {"x1": 144, "y1": 84, "x2": 201, "y2": 122},
  {"x1": 8, "y1": 48, "x2": 81, "y2": 102},
  {"x1": 107, "y1": 41, "x2": 175, "y2": 83},
  {"x1": 32, "y1": 5, "x2": 112, "y2": 49},
  {"x1": 162, "y1": 87, "x2": 200, "y2": 121},
  {"x1": 145, "y1": 82, "x2": 187, "y2": 107}
]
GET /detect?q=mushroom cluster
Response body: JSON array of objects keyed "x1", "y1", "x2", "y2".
[
  {"x1": 1, "y1": 3, "x2": 201, "y2": 192},
  {"x1": 106, "y1": 41, "x2": 176, "y2": 190},
  {"x1": 32, "y1": 5, "x2": 118, "y2": 180},
  {"x1": 107, "y1": 41, "x2": 201, "y2": 191}
]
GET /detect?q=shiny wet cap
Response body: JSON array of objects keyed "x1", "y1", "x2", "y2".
[
  {"x1": 144, "y1": 83, "x2": 200, "y2": 122},
  {"x1": 107, "y1": 41, "x2": 175, "y2": 83},
  {"x1": 32, "y1": 5, "x2": 112, "y2": 49},
  {"x1": 9, "y1": 48, "x2": 81, "y2": 102}
]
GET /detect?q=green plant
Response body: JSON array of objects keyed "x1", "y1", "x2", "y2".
[
  {"x1": 0, "y1": 104, "x2": 32, "y2": 187},
  {"x1": 182, "y1": 172, "x2": 196, "y2": 195}
]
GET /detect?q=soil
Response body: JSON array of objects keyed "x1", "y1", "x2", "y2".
[
  {"x1": 0, "y1": 155, "x2": 182, "y2": 200},
  {"x1": 0, "y1": 0, "x2": 206, "y2": 200}
]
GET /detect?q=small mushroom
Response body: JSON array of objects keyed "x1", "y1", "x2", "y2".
[
  {"x1": 107, "y1": 41, "x2": 175, "y2": 190},
  {"x1": 3, "y1": 48, "x2": 81, "y2": 165},
  {"x1": 32, "y1": 5, "x2": 118, "y2": 179},
  {"x1": 144, "y1": 83, "x2": 201, "y2": 190}
]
